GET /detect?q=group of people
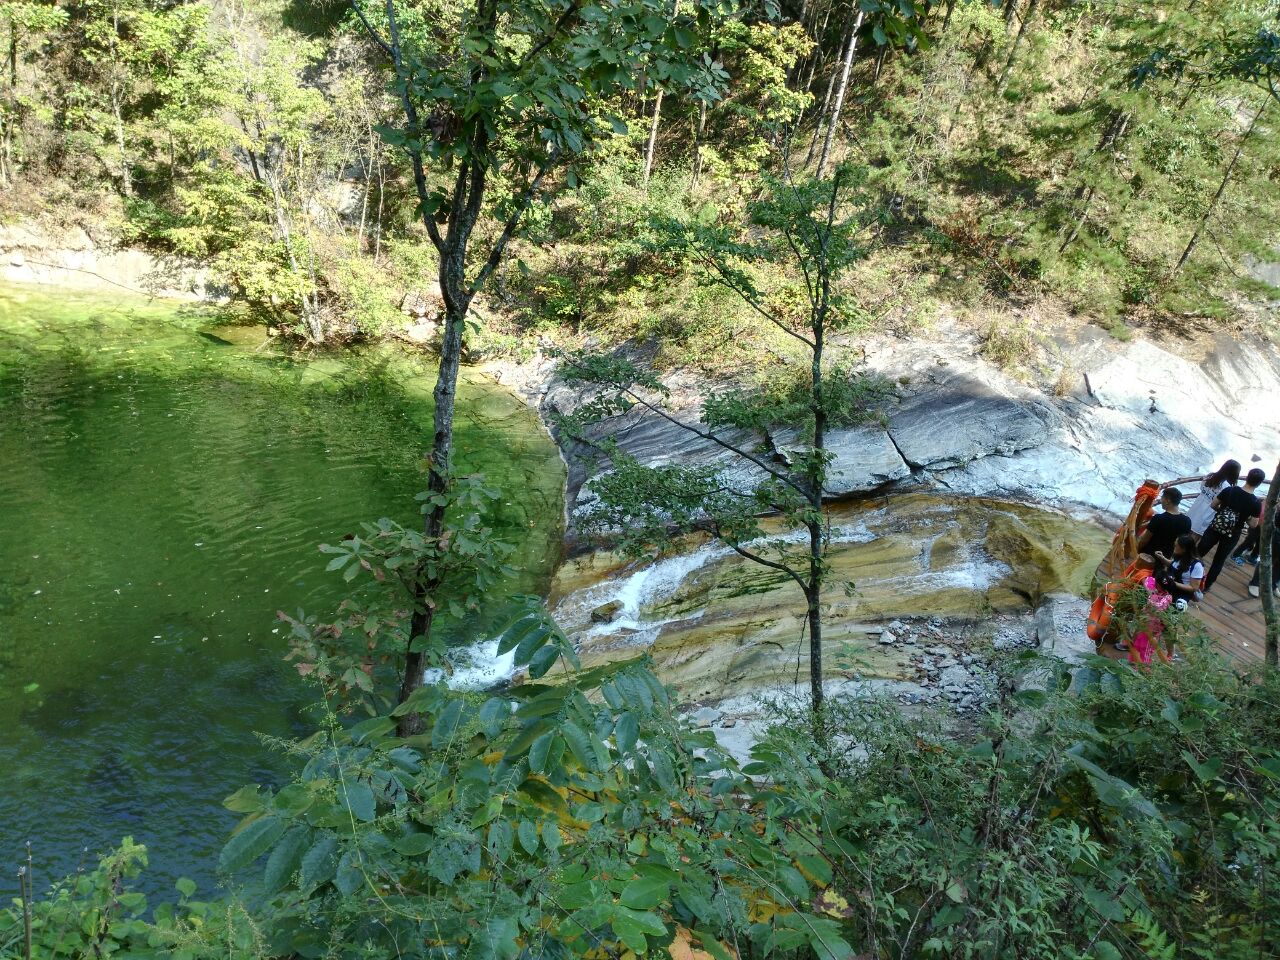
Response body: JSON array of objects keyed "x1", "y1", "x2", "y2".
[{"x1": 1136, "y1": 459, "x2": 1278, "y2": 604}]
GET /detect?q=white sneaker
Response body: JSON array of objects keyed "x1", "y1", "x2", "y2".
[{"x1": 1249, "y1": 585, "x2": 1260, "y2": 597}]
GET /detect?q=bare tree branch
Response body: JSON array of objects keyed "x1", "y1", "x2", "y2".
[
  {"x1": 618, "y1": 387, "x2": 810, "y2": 498},
  {"x1": 470, "y1": 149, "x2": 560, "y2": 295},
  {"x1": 708, "y1": 521, "x2": 811, "y2": 593}
]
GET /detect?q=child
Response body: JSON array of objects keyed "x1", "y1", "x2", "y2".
[{"x1": 1154, "y1": 534, "x2": 1206, "y2": 603}]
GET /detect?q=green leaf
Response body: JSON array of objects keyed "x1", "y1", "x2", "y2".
[
  {"x1": 529, "y1": 731, "x2": 557, "y2": 774},
  {"x1": 263, "y1": 825, "x2": 311, "y2": 894},
  {"x1": 543, "y1": 822, "x2": 562, "y2": 854},
  {"x1": 561, "y1": 720, "x2": 597, "y2": 770},
  {"x1": 395, "y1": 832, "x2": 433, "y2": 856},
  {"x1": 1182, "y1": 750, "x2": 1223, "y2": 783},
  {"x1": 806, "y1": 917, "x2": 855, "y2": 960},
  {"x1": 433, "y1": 699, "x2": 467, "y2": 749},
  {"x1": 693, "y1": 930, "x2": 735, "y2": 960},
  {"x1": 1092, "y1": 942, "x2": 1123, "y2": 960},
  {"x1": 219, "y1": 816, "x2": 285, "y2": 874},
  {"x1": 272, "y1": 783, "x2": 314, "y2": 818},
  {"x1": 300, "y1": 834, "x2": 340, "y2": 890},
  {"x1": 513, "y1": 619, "x2": 553, "y2": 666},
  {"x1": 471, "y1": 795, "x2": 504, "y2": 829},
  {"x1": 615, "y1": 712, "x2": 639, "y2": 753},
  {"x1": 478, "y1": 697, "x2": 509, "y2": 738},
  {"x1": 612, "y1": 913, "x2": 649, "y2": 954},
  {"x1": 528, "y1": 643, "x2": 561, "y2": 679},
  {"x1": 1013, "y1": 688, "x2": 1047, "y2": 708},
  {"x1": 343, "y1": 781, "x2": 376, "y2": 822},
  {"x1": 334, "y1": 849, "x2": 364, "y2": 896},
  {"x1": 223, "y1": 784, "x2": 265, "y2": 813},
  {"x1": 518, "y1": 820, "x2": 540, "y2": 854},
  {"x1": 797, "y1": 854, "x2": 833, "y2": 886},
  {"x1": 175, "y1": 877, "x2": 197, "y2": 898},
  {"x1": 620, "y1": 873, "x2": 670, "y2": 911},
  {"x1": 616, "y1": 906, "x2": 667, "y2": 936},
  {"x1": 350, "y1": 716, "x2": 396, "y2": 745},
  {"x1": 496, "y1": 615, "x2": 541, "y2": 656}
]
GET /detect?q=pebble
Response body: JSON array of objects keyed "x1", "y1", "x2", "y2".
[
  {"x1": 878, "y1": 630, "x2": 897, "y2": 645},
  {"x1": 692, "y1": 706, "x2": 722, "y2": 728}
]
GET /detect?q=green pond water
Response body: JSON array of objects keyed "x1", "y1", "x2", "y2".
[{"x1": 0, "y1": 284, "x2": 564, "y2": 897}]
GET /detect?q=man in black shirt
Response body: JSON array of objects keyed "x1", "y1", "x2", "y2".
[
  {"x1": 1199, "y1": 467, "x2": 1265, "y2": 593},
  {"x1": 1138, "y1": 488, "x2": 1191, "y2": 561}
]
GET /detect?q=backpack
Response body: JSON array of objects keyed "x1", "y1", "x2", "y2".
[{"x1": 1210, "y1": 499, "x2": 1242, "y2": 536}]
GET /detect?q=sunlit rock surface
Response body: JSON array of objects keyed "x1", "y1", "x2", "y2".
[{"x1": 548, "y1": 493, "x2": 1109, "y2": 702}]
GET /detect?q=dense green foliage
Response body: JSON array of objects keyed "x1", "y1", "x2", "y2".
[
  {"x1": 3, "y1": 0, "x2": 1277, "y2": 348},
  {"x1": 7, "y1": 596, "x2": 1280, "y2": 958},
  {"x1": 6, "y1": 2, "x2": 1280, "y2": 957}
]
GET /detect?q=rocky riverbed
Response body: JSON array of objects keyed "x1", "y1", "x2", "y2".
[{"x1": 482, "y1": 313, "x2": 1279, "y2": 759}]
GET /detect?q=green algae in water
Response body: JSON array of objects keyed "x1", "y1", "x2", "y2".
[{"x1": 0, "y1": 284, "x2": 564, "y2": 896}]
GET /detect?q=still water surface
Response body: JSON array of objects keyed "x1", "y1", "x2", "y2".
[{"x1": 0, "y1": 285, "x2": 563, "y2": 897}]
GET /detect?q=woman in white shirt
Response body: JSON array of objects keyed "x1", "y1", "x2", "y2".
[{"x1": 1164, "y1": 459, "x2": 1241, "y2": 537}]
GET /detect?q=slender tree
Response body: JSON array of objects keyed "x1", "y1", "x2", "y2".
[
  {"x1": 352, "y1": 0, "x2": 729, "y2": 732},
  {"x1": 558, "y1": 163, "x2": 894, "y2": 723},
  {"x1": 1260, "y1": 460, "x2": 1279, "y2": 669},
  {"x1": 996, "y1": 0, "x2": 1039, "y2": 92},
  {"x1": 1172, "y1": 100, "x2": 1265, "y2": 275},
  {"x1": 816, "y1": 8, "x2": 863, "y2": 175}
]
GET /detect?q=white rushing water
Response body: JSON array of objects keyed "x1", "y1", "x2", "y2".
[
  {"x1": 427, "y1": 509, "x2": 1011, "y2": 692},
  {"x1": 423, "y1": 637, "x2": 517, "y2": 691}
]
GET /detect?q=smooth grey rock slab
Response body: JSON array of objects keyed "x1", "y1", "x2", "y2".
[
  {"x1": 772, "y1": 424, "x2": 910, "y2": 495},
  {"x1": 887, "y1": 371, "x2": 1048, "y2": 469}
]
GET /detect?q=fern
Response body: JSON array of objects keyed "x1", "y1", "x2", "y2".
[{"x1": 1129, "y1": 910, "x2": 1176, "y2": 960}]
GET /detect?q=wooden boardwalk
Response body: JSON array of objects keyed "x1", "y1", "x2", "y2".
[{"x1": 1093, "y1": 553, "x2": 1271, "y2": 666}]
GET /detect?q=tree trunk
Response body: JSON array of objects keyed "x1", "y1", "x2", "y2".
[
  {"x1": 691, "y1": 99, "x2": 707, "y2": 186},
  {"x1": 642, "y1": 87, "x2": 663, "y2": 186},
  {"x1": 807, "y1": 172, "x2": 832, "y2": 719},
  {"x1": 1059, "y1": 185, "x2": 1095, "y2": 253},
  {"x1": 111, "y1": 83, "x2": 132, "y2": 197},
  {"x1": 1003, "y1": 0, "x2": 1020, "y2": 30},
  {"x1": 397, "y1": 287, "x2": 468, "y2": 733},
  {"x1": 806, "y1": 574, "x2": 823, "y2": 713},
  {"x1": 817, "y1": 9, "x2": 864, "y2": 176},
  {"x1": 942, "y1": 0, "x2": 958, "y2": 33},
  {"x1": 805, "y1": 37, "x2": 843, "y2": 166},
  {"x1": 109, "y1": 6, "x2": 132, "y2": 198},
  {"x1": 1173, "y1": 101, "x2": 1264, "y2": 276},
  {"x1": 1261, "y1": 460, "x2": 1280, "y2": 670},
  {"x1": 996, "y1": 0, "x2": 1039, "y2": 93}
]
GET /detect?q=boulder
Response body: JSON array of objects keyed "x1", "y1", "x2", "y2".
[
  {"x1": 590, "y1": 600, "x2": 624, "y2": 624},
  {"x1": 400, "y1": 285, "x2": 444, "y2": 319},
  {"x1": 691, "y1": 706, "x2": 723, "y2": 728}
]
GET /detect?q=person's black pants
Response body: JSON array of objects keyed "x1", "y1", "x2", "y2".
[
  {"x1": 1198, "y1": 526, "x2": 1241, "y2": 592},
  {"x1": 1249, "y1": 531, "x2": 1280, "y2": 591},
  {"x1": 1234, "y1": 525, "x2": 1261, "y2": 562}
]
